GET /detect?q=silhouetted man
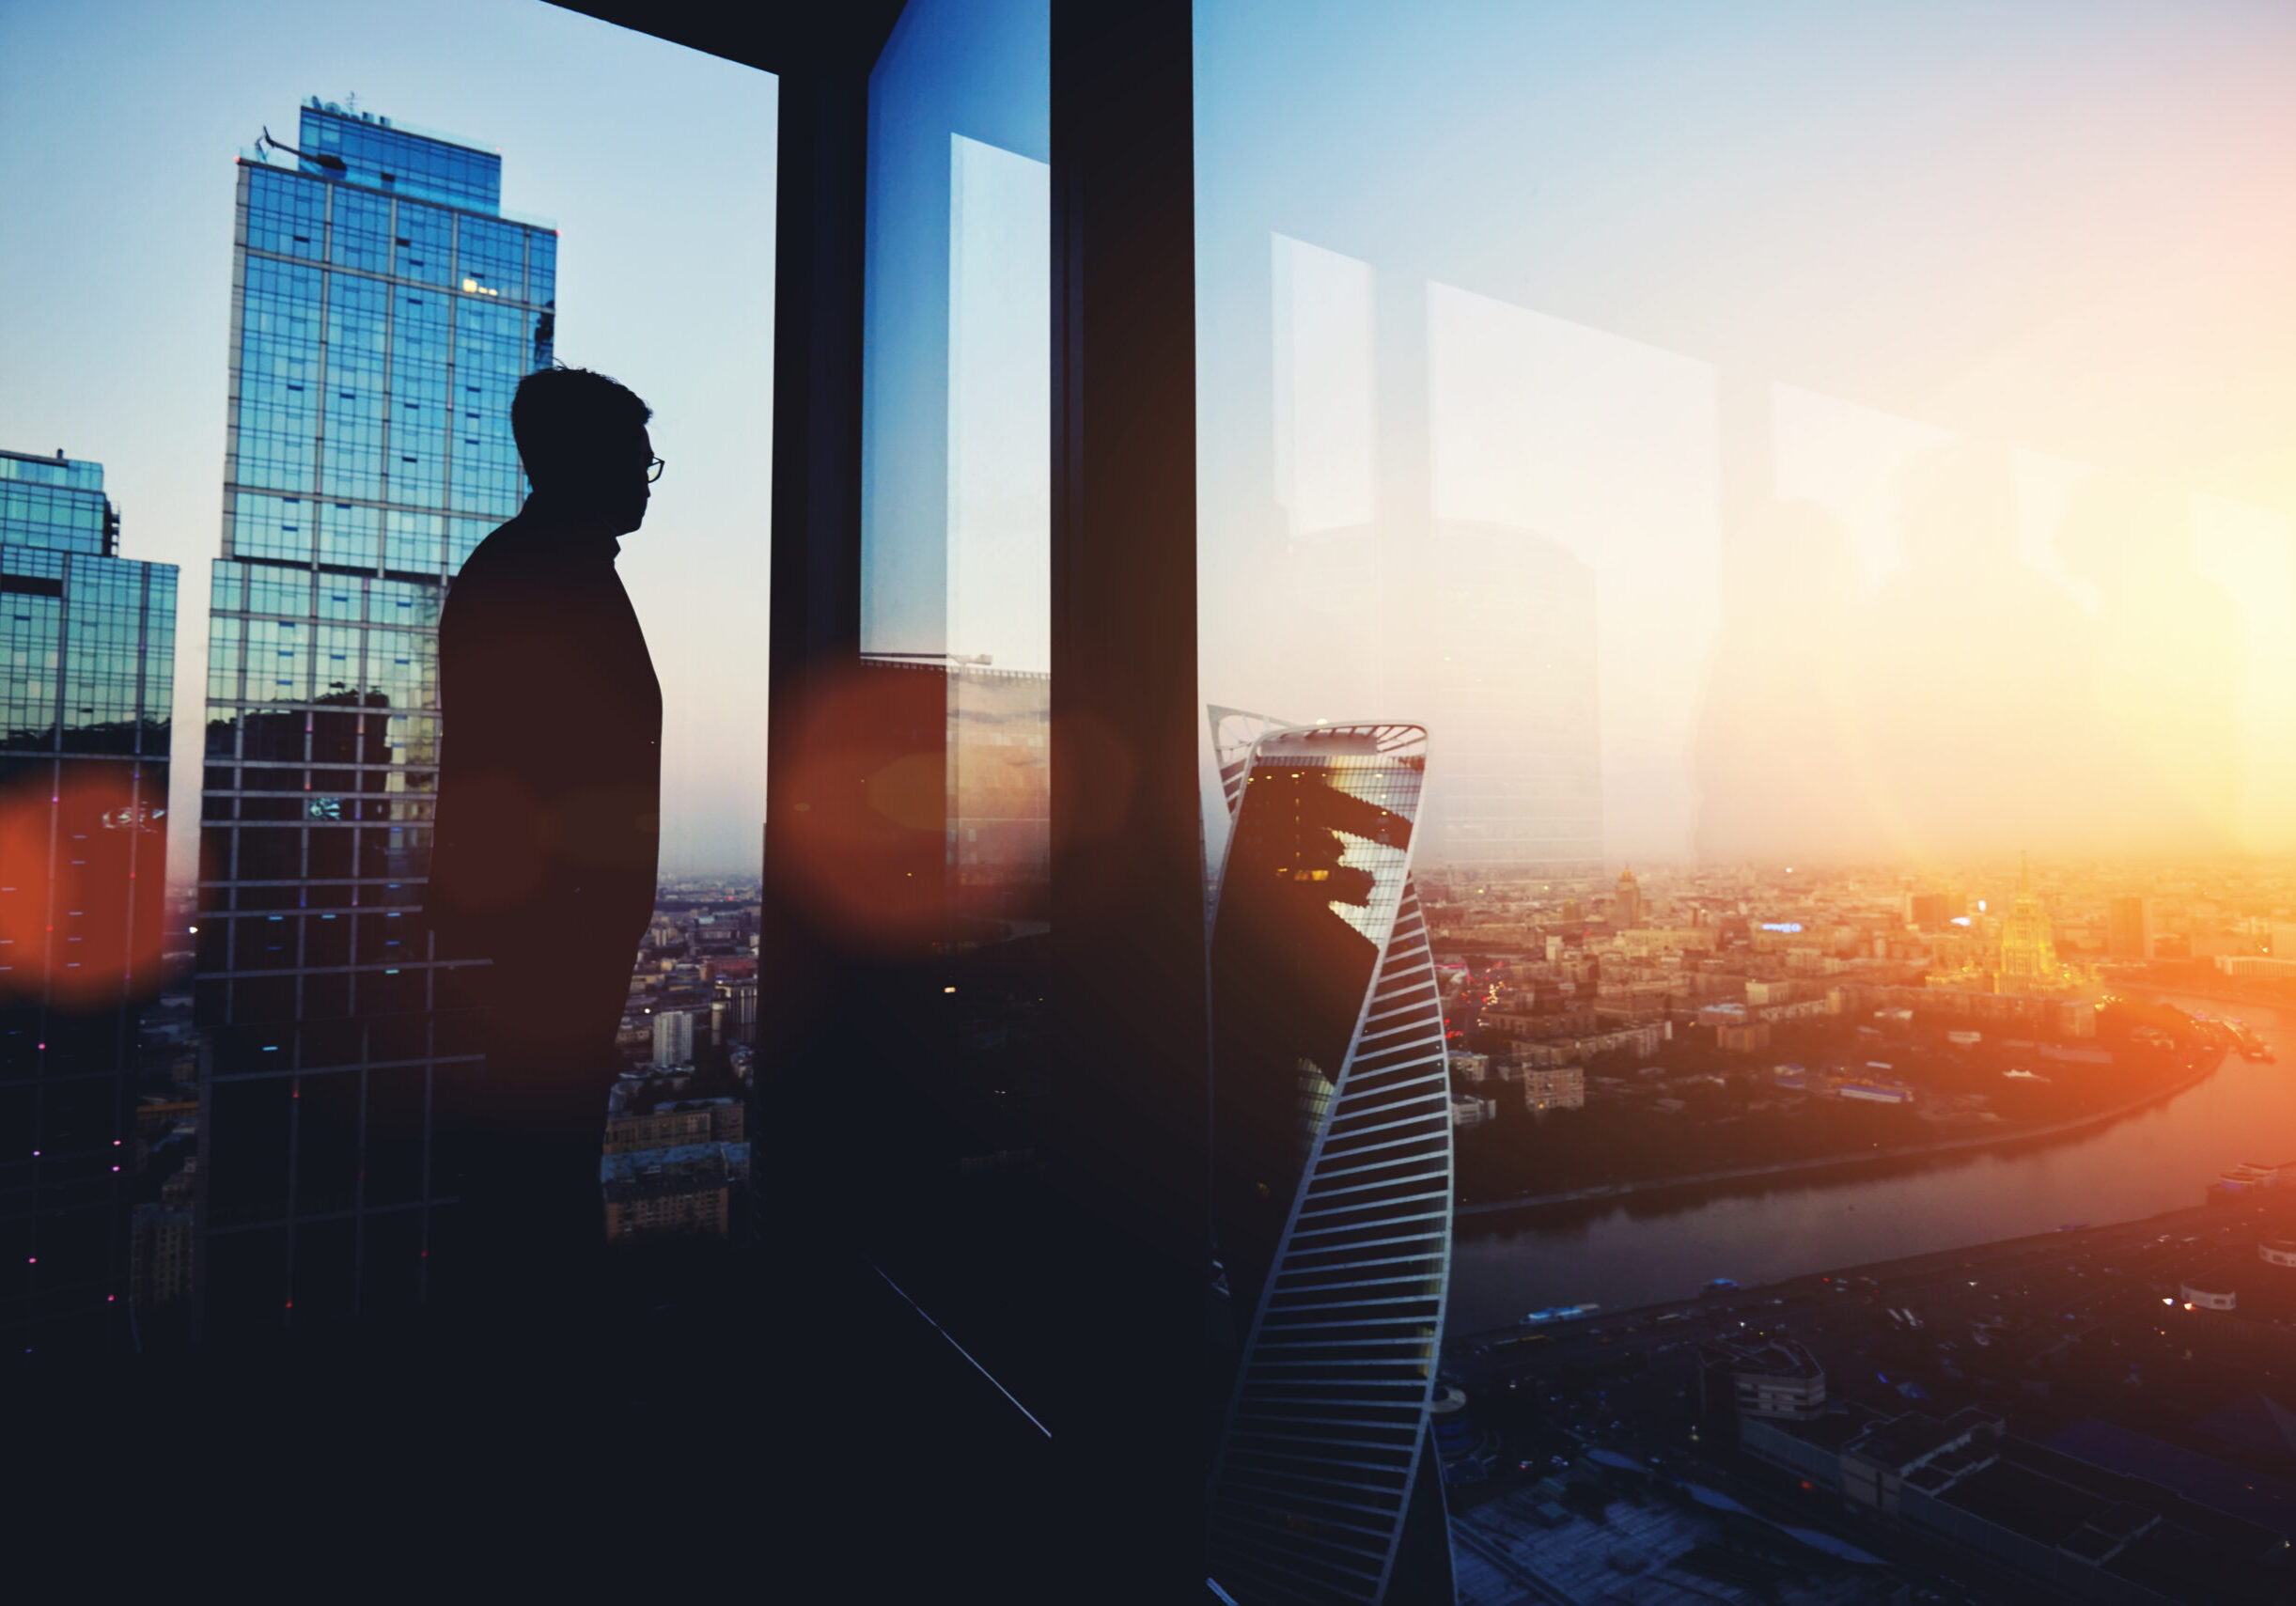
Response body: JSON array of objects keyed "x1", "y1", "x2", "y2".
[{"x1": 430, "y1": 366, "x2": 662, "y2": 1328}]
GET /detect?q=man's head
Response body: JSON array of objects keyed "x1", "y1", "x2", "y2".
[{"x1": 513, "y1": 366, "x2": 654, "y2": 535}]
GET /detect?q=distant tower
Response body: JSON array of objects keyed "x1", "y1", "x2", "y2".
[
  {"x1": 0, "y1": 447, "x2": 177, "y2": 1353},
  {"x1": 2107, "y1": 896, "x2": 2153, "y2": 962},
  {"x1": 1996, "y1": 854, "x2": 2067, "y2": 994},
  {"x1": 1612, "y1": 864, "x2": 1644, "y2": 930},
  {"x1": 1205, "y1": 711, "x2": 1454, "y2": 1605},
  {"x1": 651, "y1": 1009, "x2": 695, "y2": 1068},
  {"x1": 193, "y1": 99, "x2": 558, "y2": 1341}
]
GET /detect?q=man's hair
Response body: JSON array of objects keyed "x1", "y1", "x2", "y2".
[{"x1": 512, "y1": 366, "x2": 652, "y2": 490}]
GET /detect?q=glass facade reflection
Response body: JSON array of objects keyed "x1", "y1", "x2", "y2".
[
  {"x1": 1206, "y1": 718, "x2": 1454, "y2": 1604},
  {"x1": 194, "y1": 102, "x2": 557, "y2": 1338},
  {"x1": 950, "y1": 664, "x2": 1049, "y2": 930},
  {"x1": 1, "y1": 448, "x2": 176, "y2": 1352}
]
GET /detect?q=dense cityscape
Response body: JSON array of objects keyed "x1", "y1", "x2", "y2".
[
  {"x1": 1430, "y1": 861, "x2": 2289, "y2": 1202},
  {"x1": 1418, "y1": 860, "x2": 2296, "y2": 1604}
]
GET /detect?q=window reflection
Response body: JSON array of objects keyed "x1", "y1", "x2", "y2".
[{"x1": 1200, "y1": 5, "x2": 2296, "y2": 1598}]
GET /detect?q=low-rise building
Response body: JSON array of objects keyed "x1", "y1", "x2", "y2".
[
  {"x1": 1756, "y1": 996, "x2": 1835, "y2": 1023},
  {"x1": 1744, "y1": 1402, "x2": 2290, "y2": 1604},
  {"x1": 1520, "y1": 1065, "x2": 1584, "y2": 1114},
  {"x1": 130, "y1": 1158, "x2": 198, "y2": 1310},
  {"x1": 1838, "y1": 1078, "x2": 1915, "y2": 1105},
  {"x1": 1449, "y1": 1094, "x2": 1497, "y2": 1130},
  {"x1": 1705, "y1": 1336, "x2": 1826, "y2": 1420},
  {"x1": 1511, "y1": 1021, "x2": 1665, "y2": 1068},
  {"x1": 2219, "y1": 956, "x2": 2296, "y2": 980},
  {"x1": 600, "y1": 1140, "x2": 751, "y2": 1242},
  {"x1": 603, "y1": 1096, "x2": 745, "y2": 1154}
]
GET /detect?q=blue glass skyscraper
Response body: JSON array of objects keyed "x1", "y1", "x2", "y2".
[
  {"x1": 194, "y1": 101, "x2": 556, "y2": 1339},
  {"x1": 1, "y1": 448, "x2": 178, "y2": 1352},
  {"x1": 1204, "y1": 712, "x2": 1455, "y2": 1605}
]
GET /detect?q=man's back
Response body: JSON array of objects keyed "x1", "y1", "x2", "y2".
[
  {"x1": 420, "y1": 364, "x2": 664, "y2": 1324},
  {"x1": 430, "y1": 510, "x2": 662, "y2": 972}
]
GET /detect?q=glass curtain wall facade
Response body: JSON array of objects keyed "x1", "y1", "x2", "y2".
[
  {"x1": 828, "y1": 0, "x2": 1057, "y2": 1395},
  {"x1": 1, "y1": 448, "x2": 177, "y2": 1352},
  {"x1": 194, "y1": 100, "x2": 556, "y2": 1339},
  {"x1": 1195, "y1": 8, "x2": 2296, "y2": 1603},
  {"x1": 861, "y1": 0, "x2": 1052, "y2": 943},
  {"x1": 1205, "y1": 719, "x2": 1453, "y2": 1605}
]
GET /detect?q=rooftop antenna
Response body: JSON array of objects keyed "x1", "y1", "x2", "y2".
[{"x1": 257, "y1": 126, "x2": 345, "y2": 173}]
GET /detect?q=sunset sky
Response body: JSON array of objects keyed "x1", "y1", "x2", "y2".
[
  {"x1": 9, "y1": 1, "x2": 2296, "y2": 880},
  {"x1": 1196, "y1": 0, "x2": 2296, "y2": 866}
]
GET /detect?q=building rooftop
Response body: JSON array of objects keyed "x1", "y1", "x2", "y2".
[
  {"x1": 1709, "y1": 1336, "x2": 1823, "y2": 1380},
  {"x1": 0, "y1": 447, "x2": 102, "y2": 490},
  {"x1": 302, "y1": 96, "x2": 496, "y2": 158},
  {"x1": 2050, "y1": 1417, "x2": 2296, "y2": 1538},
  {"x1": 2196, "y1": 1394, "x2": 2296, "y2": 1466},
  {"x1": 1846, "y1": 1411, "x2": 1965, "y2": 1473},
  {"x1": 1941, "y1": 1458, "x2": 2125, "y2": 1550},
  {"x1": 600, "y1": 1141, "x2": 751, "y2": 1198}
]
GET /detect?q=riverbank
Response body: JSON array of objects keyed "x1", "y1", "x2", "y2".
[
  {"x1": 2112, "y1": 976, "x2": 2295, "y2": 1021},
  {"x1": 1445, "y1": 1198, "x2": 2225, "y2": 1351},
  {"x1": 1456, "y1": 1045, "x2": 2226, "y2": 1221}
]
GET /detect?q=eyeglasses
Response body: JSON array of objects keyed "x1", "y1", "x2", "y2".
[{"x1": 646, "y1": 456, "x2": 666, "y2": 483}]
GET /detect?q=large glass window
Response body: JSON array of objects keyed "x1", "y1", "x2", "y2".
[
  {"x1": 844, "y1": 0, "x2": 1054, "y2": 1426},
  {"x1": 862, "y1": 0, "x2": 1053, "y2": 942},
  {"x1": 1198, "y1": 5, "x2": 2296, "y2": 1596},
  {"x1": 0, "y1": 0, "x2": 775, "y2": 1351}
]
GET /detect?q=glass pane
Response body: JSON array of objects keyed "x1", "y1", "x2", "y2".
[
  {"x1": 847, "y1": 0, "x2": 1054, "y2": 1436},
  {"x1": 863, "y1": 0, "x2": 1052, "y2": 944},
  {"x1": 1197, "y1": 4, "x2": 2296, "y2": 1598},
  {"x1": 0, "y1": 9, "x2": 773, "y2": 1352}
]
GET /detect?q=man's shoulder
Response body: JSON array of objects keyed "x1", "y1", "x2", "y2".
[
  {"x1": 440, "y1": 518, "x2": 533, "y2": 625},
  {"x1": 450, "y1": 515, "x2": 528, "y2": 585}
]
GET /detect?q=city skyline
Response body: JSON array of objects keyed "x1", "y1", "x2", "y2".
[{"x1": 0, "y1": 0, "x2": 775, "y2": 878}]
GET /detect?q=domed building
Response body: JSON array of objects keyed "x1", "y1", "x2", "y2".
[
  {"x1": 1929, "y1": 854, "x2": 2086, "y2": 998},
  {"x1": 1612, "y1": 864, "x2": 1645, "y2": 930},
  {"x1": 1995, "y1": 855, "x2": 2076, "y2": 996}
]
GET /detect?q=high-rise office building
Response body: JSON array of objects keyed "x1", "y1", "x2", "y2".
[
  {"x1": 948, "y1": 665, "x2": 1051, "y2": 928},
  {"x1": 193, "y1": 101, "x2": 556, "y2": 1339},
  {"x1": 2107, "y1": 895, "x2": 2152, "y2": 962},
  {"x1": 1612, "y1": 863, "x2": 1644, "y2": 930},
  {"x1": 650, "y1": 1008, "x2": 694, "y2": 1068},
  {"x1": 1, "y1": 448, "x2": 177, "y2": 1351},
  {"x1": 1205, "y1": 712, "x2": 1454, "y2": 1605}
]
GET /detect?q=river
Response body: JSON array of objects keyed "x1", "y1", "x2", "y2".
[{"x1": 1447, "y1": 991, "x2": 2296, "y2": 1333}]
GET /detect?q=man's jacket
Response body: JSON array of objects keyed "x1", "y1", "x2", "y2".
[{"x1": 428, "y1": 510, "x2": 662, "y2": 973}]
